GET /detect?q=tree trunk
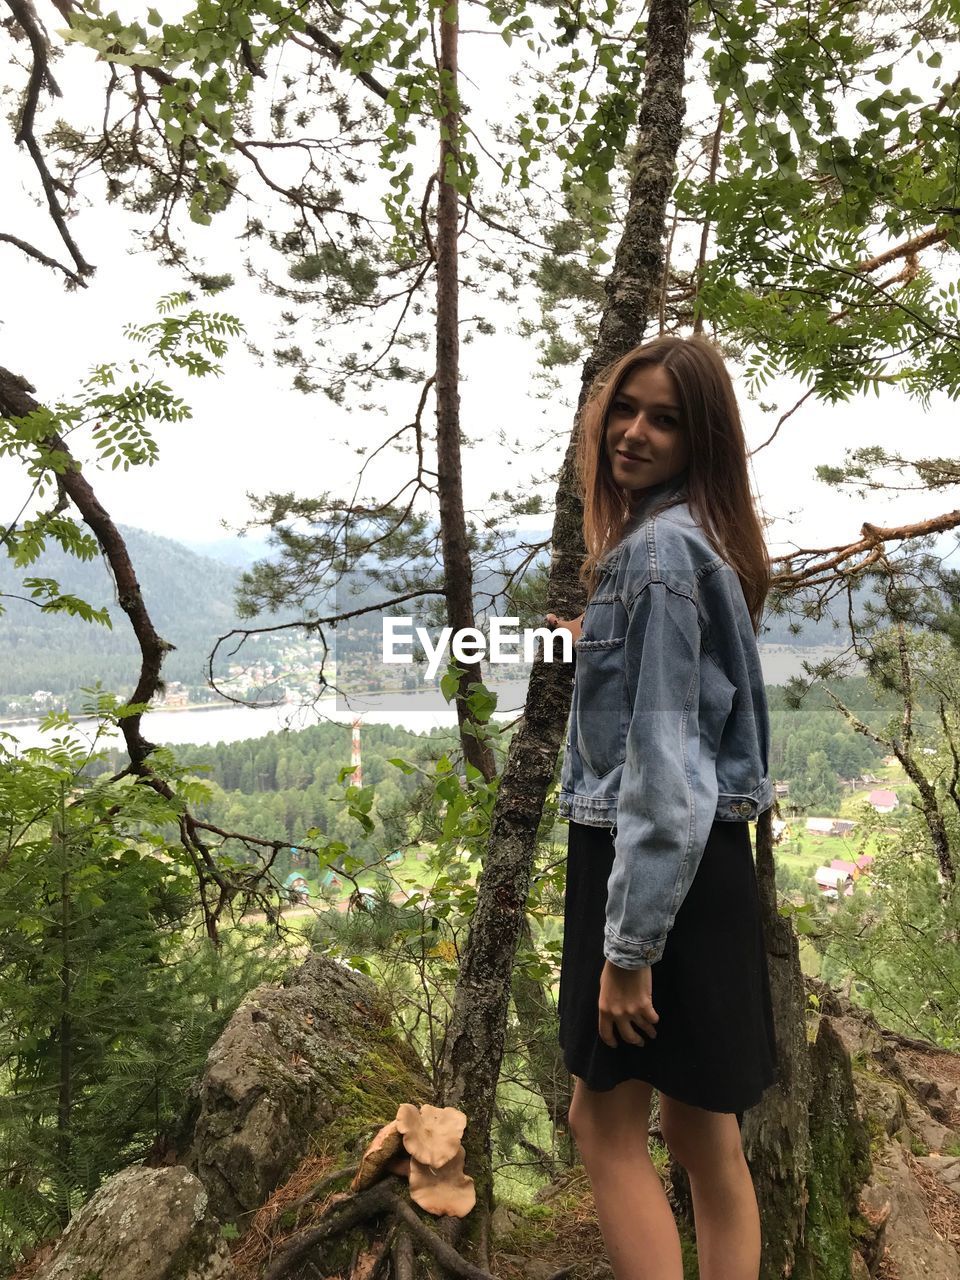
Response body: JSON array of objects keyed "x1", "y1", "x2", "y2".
[
  {"x1": 438, "y1": 0, "x2": 692, "y2": 1247},
  {"x1": 741, "y1": 809, "x2": 814, "y2": 1278},
  {"x1": 0, "y1": 369, "x2": 170, "y2": 768},
  {"x1": 434, "y1": 0, "x2": 496, "y2": 784}
]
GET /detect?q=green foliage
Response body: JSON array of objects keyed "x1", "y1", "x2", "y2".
[
  {"x1": 0, "y1": 296, "x2": 306, "y2": 1266},
  {"x1": 678, "y1": 0, "x2": 960, "y2": 402},
  {"x1": 789, "y1": 749, "x2": 842, "y2": 813},
  {"x1": 0, "y1": 732, "x2": 290, "y2": 1266},
  {"x1": 299, "y1": 711, "x2": 563, "y2": 1085},
  {"x1": 768, "y1": 684, "x2": 886, "y2": 781},
  {"x1": 819, "y1": 833, "x2": 960, "y2": 1048}
]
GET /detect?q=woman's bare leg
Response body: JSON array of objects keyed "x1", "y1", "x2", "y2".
[
  {"x1": 567, "y1": 1077, "x2": 684, "y2": 1280},
  {"x1": 658, "y1": 1094, "x2": 761, "y2": 1280}
]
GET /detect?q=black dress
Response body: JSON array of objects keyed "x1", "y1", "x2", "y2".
[{"x1": 558, "y1": 817, "x2": 778, "y2": 1117}]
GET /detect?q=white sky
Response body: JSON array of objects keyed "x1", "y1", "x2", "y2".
[{"x1": 2, "y1": 9, "x2": 958, "y2": 562}]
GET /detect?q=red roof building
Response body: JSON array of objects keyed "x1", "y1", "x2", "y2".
[{"x1": 867, "y1": 789, "x2": 899, "y2": 813}]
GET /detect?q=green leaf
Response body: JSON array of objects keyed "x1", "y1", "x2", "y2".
[
  {"x1": 465, "y1": 682, "x2": 497, "y2": 723},
  {"x1": 388, "y1": 757, "x2": 417, "y2": 774}
]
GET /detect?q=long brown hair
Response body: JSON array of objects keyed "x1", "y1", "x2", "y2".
[{"x1": 576, "y1": 335, "x2": 769, "y2": 631}]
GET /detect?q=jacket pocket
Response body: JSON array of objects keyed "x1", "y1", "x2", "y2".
[{"x1": 574, "y1": 637, "x2": 629, "y2": 778}]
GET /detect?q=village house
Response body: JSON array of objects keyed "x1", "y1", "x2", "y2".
[
  {"x1": 867, "y1": 788, "x2": 899, "y2": 814},
  {"x1": 814, "y1": 866, "x2": 855, "y2": 898},
  {"x1": 805, "y1": 817, "x2": 857, "y2": 838},
  {"x1": 830, "y1": 854, "x2": 874, "y2": 882},
  {"x1": 159, "y1": 681, "x2": 189, "y2": 708},
  {"x1": 283, "y1": 872, "x2": 311, "y2": 905}
]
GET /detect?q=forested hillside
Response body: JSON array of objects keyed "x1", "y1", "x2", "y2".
[
  {"x1": 0, "y1": 527, "x2": 292, "y2": 713},
  {"x1": 76, "y1": 681, "x2": 888, "y2": 892},
  {"x1": 0, "y1": 520, "x2": 852, "y2": 721},
  {"x1": 89, "y1": 719, "x2": 462, "y2": 884}
]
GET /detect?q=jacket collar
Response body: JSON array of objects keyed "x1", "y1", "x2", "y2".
[
  {"x1": 626, "y1": 473, "x2": 689, "y2": 527},
  {"x1": 596, "y1": 475, "x2": 689, "y2": 574}
]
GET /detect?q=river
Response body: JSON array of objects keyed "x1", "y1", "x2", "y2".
[
  {"x1": 2, "y1": 681, "x2": 534, "y2": 751},
  {"x1": 3, "y1": 646, "x2": 844, "y2": 752}
]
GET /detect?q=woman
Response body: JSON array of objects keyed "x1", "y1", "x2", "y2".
[{"x1": 547, "y1": 335, "x2": 778, "y2": 1280}]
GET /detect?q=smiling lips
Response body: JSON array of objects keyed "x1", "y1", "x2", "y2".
[{"x1": 617, "y1": 450, "x2": 650, "y2": 463}]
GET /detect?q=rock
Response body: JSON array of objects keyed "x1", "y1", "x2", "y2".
[
  {"x1": 853, "y1": 1069, "x2": 908, "y2": 1138},
  {"x1": 496, "y1": 1259, "x2": 558, "y2": 1280},
  {"x1": 33, "y1": 1165, "x2": 233, "y2": 1280},
  {"x1": 860, "y1": 1139, "x2": 960, "y2": 1280},
  {"x1": 903, "y1": 1096, "x2": 957, "y2": 1155},
  {"x1": 185, "y1": 951, "x2": 430, "y2": 1223},
  {"x1": 523, "y1": 1263, "x2": 562, "y2": 1280},
  {"x1": 903, "y1": 1066, "x2": 940, "y2": 1108},
  {"x1": 490, "y1": 1204, "x2": 519, "y2": 1241},
  {"x1": 833, "y1": 1012, "x2": 885, "y2": 1064},
  {"x1": 901, "y1": 1068, "x2": 960, "y2": 1126},
  {"x1": 850, "y1": 1251, "x2": 870, "y2": 1280},
  {"x1": 917, "y1": 1155, "x2": 960, "y2": 1196},
  {"x1": 800, "y1": 1016, "x2": 871, "y2": 1275}
]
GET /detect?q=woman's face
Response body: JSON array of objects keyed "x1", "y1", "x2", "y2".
[{"x1": 604, "y1": 364, "x2": 690, "y2": 497}]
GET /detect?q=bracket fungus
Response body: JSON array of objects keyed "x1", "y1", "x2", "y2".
[
  {"x1": 394, "y1": 1103, "x2": 467, "y2": 1169},
  {"x1": 408, "y1": 1144, "x2": 477, "y2": 1218},
  {"x1": 352, "y1": 1119, "x2": 405, "y2": 1191},
  {"x1": 353, "y1": 1103, "x2": 475, "y2": 1216}
]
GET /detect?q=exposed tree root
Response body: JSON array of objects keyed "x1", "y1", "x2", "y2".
[
  {"x1": 390, "y1": 1225, "x2": 415, "y2": 1280},
  {"x1": 263, "y1": 1176, "x2": 500, "y2": 1280}
]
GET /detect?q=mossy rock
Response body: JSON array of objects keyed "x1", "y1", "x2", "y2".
[
  {"x1": 796, "y1": 1018, "x2": 871, "y2": 1280},
  {"x1": 33, "y1": 1166, "x2": 233, "y2": 1280},
  {"x1": 184, "y1": 951, "x2": 430, "y2": 1223},
  {"x1": 852, "y1": 1066, "x2": 908, "y2": 1139}
]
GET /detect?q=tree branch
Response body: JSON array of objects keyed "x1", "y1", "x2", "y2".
[
  {"x1": 301, "y1": 22, "x2": 390, "y2": 101},
  {"x1": 771, "y1": 509, "x2": 960, "y2": 590},
  {"x1": 6, "y1": 0, "x2": 94, "y2": 281},
  {"x1": 0, "y1": 232, "x2": 85, "y2": 285}
]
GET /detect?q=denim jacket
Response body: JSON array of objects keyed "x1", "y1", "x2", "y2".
[{"x1": 558, "y1": 479, "x2": 773, "y2": 969}]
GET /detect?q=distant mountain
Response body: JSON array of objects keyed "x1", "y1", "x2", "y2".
[
  {"x1": 759, "y1": 608, "x2": 850, "y2": 647},
  {"x1": 0, "y1": 526, "x2": 289, "y2": 700},
  {"x1": 1, "y1": 521, "x2": 853, "y2": 708},
  {"x1": 182, "y1": 535, "x2": 274, "y2": 568}
]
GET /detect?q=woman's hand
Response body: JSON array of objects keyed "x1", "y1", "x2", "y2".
[
  {"x1": 598, "y1": 959, "x2": 659, "y2": 1048},
  {"x1": 545, "y1": 611, "x2": 584, "y2": 644}
]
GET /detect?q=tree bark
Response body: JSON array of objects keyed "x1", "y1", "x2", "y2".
[
  {"x1": 434, "y1": 0, "x2": 496, "y2": 784},
  {"x1": 740, "y1": 809, "x2": 813, "y2": 1278},
  {"x1": 438, "y1": 0, "x2": 692, "y2": 1242}
]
